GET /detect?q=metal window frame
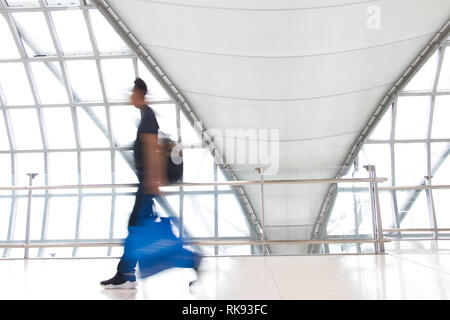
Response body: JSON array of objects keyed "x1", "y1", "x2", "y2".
[
  {"x1": 315, "y1": 30, "x2": 450, "y2": 246},
  {"x1": 0, "y1": 0, "x2": 255, "y2": 258}
]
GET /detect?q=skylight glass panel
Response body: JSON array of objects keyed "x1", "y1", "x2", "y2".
[
  {"x1": 437, "y1": 48, "x2": 450, "y2": 91},
  {"x1": 41, "y1": 108, "x2": 76, "y2": 149},
  {"x1": 100, "y1": 58, "x2": 135, "y2": 102},
  {"x1": 183, "y1": 195, "x2": 214, "y2": 237},
  {"x1": 5, "y1": 0, "x2": 40, "y2": 7},
  {"x1": 430, "y1": 142, "x2": 450, "y2": 185},
  {"x1": 0, "y1": 112, "x2": 10, "y2": 151},
  {"x1": 218, "y1": 194, "x2": 250, "y2": 237},
  {"x1": 0, "y1": 199, "x2": 11, "y2": 241},
  {"x1": 76, "y1": 106, "x2": 110, "y2": 148},
  {"x1": 396, "y1": 191, "x2": 430, "y2": 228},
  {"x1": 47, "y1": 152, "x2": 78, "y2": 187},
  {"x1": 30, "y1": 62, "x2": 68, "y2": 104},
  {"x1": 394, "y1": 143, "x2": 427, "y2": 186},
  {"x1": 12, "y1": 197, "x2": 44, "y2": 240},
  {"x1": 46, "y1": 197, "x2": 78, "y2": 239},
  {"x1": 88, "y1": 9, "x2": 130, "y2": 54},
  {"x1": 110, "y1": 105, "x2": 140, "y2": 146},
  {"x1": 0, "y1": 63, "x2": 34, "y2": 105},
  {"x1": 76, "y1": 106, "x2": 109, "y2": 148},
  {"x1": 431, "y1": 96, "x2": 450, "y2": 139},
  {"x1": 368, "y1": 105, "x2": 392, "y2": 140},
  {"x1": 113, "y1": 195, "x2": 135, "y2": 238},
  {"x1": 8, "y1": 109, "x2": 42, "y2": 150},
  {"x1": 0, "y1": 154, "x2": 12, "y2": 187},
  {"x1": 65, "y1": 60, "x2": 103, "y2": 102},
  {"x1": 358, "y1": 144, "x2": 392, "y2": 184},
  {"x1": 12, "y1": 12, "x2": 56, "y2": 57},
  {"x1": 395, "y1": 96, "x2": 430, "y2": 140},
  {"x1": 403, "y1": 51, "x2": 438, "y2": 92},
  {"x1": 183, "y1": 148, "x2": 215, "y2": 191},
  {"x1": 51, "y1": 10, "x2": 93, "y2": 56},
  {"x1": 80, "y1": 151, "x2": 111, "y2": 185},
  {"x1": 0, "y1": 15, "x2": 20, "y2": 59},
  {"x1": 79, "y1": 196, "x2": 111, "y2": 239}
]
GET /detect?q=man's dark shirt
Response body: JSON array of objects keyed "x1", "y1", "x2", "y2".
[{"x1": 133, "y1": 106, "x2": 159, "y2": 182}]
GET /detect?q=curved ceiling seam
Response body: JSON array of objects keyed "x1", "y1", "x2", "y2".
[
  {"x1": 143, "y1": 32, "x2": 436, "y2": 59},
  {"x1": 310, "y1": 19, "x2": 450, "y2": 245},
  {"x1": 181, "y1": 82, "x2": 395, "y2": 102},
  {"x1": 135, "y1": 0, "x2": 381, "y2": 12}
]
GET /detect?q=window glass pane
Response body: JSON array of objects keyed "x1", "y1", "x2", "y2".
[
  {"x1": 431, "y1": 96, "x2": 450, "y2": 139},
  {"x1": 113, "y1": 195, "x2": 134, "y2": 239},
  {"x1": 12, "y1": 12, "x2": 56, "y2": 57},
  {"x1": 152, "y1": 104, "x2": 177, "y2": 140},
  {"x1": 42, "y1": 108, "x2": 76, "y2": 149},
  {"x1": 396, "y1": 191, "x2": 430, "y2": 229},
  {"x1": 76, "y1": 106, "x2": 110, "y2": 148},
  {"x1": 0, "y1": 154, "x2": 12, "y2": 187},
  {"x1": 0, "y1": 15, "x2": 20, "y2": 59},
  {"x1": 395, "y1": 96, "x2": 430, "y2": 140},
  {"x1": 45, "y1": 0, "x2": 80, "y2": 6},
  {"x1": 110, "y1": 105, "x2": 140, "y2": 146},
  {"x1": 66, "y1": 60, "x2": 103, "y2": 102},
  {"x1": 368, "y1": 105, "x2": 391, "y2": 140},
  {"x1": 15, "y1": 153, "x2": 45, "y2": 187},
  {"x1": 11, "y1": 197, "x2": 44, "y2": 241},
  {"x1": 9, "y1": 109, "x2": 42, "y2": 150},
  {"x1": 137, "y1": 60, "x2": 169, "y2": 100},
  {"x1": 437, "y1": 48, "x2": 450, "y2": 91},
  {"x1": 51, "y1": 10, "x2": 93, "y2": 55},
  {"x1": 358, "y1": 144, "x2": 391, "y2": 185},
  {"x1": 394, "y1": 143, "x2": 427, "y2": 186},
  {"x1": 183, "y1": 195, "x2": 214, "y2": 238},
  {"x1": 89, "y1": 9, "x2": 130, "y2": 54},
  {"x1": 47, "y1": 152, "x2": 78, "y2": 188},
  {"x1": 30, "y1": 62, "x2": 68, "y2": 104},
  {"x1": 0, "y1": 112, "x2": 10, "y2": 151},
  {"x1": 0, "y1": 199, "x2": 12, "y2": 240},
  {"x1": 327, "y1": 191, "x2": 356, "y2": 235},
  {"x1": 216, "y1": 167, "x2": 231, "y2": 191},
  {"x1": 183, "y1": 148, "x2": 214, "y2": 191},
  {"x1": 5, "y1": 0, "x2": 40, "y2": 7},
  {"x1": 403, "y1": 51, "x2": 438, "y2": 92},
  {"x1": 101, "y1": 59, "x2": 135, "y2": 102},
  {"x1": 114, "y1": 151, "x2": 138, "y2": 184},
  {"x1": 0, "y1": 63, "x2": 34, "y2": 105},
  {"x1": 430, "y1": 142, "x2": 450, "y2": 185},
  {"x1": 80, "y1": 151, "x2": 111, "y2": 184},
  {"x1": 46, "y1": 196, "x2": 78, "y2": 239},
  {"x1": 79, "y1": 196, "x2": 111, "y2": 239},
  {"x1": 180, "y1": 111, "x2": 202, "y2": 145},
  {"x1": 218, "y1": 194, "x2": 250, "y2": 237},
  {"x1": 433, "y1": 190, "x2": 450, "y2": 228}
]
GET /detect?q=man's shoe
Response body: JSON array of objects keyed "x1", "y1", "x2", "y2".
[{"x1": 100, "y1": 273, "x2": 137, "y2": 289}]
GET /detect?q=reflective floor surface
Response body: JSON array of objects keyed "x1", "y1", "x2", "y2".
[{"x1": 1, "y1": 240, "x2": 449, "y2": 300}]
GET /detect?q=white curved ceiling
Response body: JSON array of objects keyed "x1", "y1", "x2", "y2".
[{"x1": 105, "y1": 0, "x2": 450, "y2": 251}]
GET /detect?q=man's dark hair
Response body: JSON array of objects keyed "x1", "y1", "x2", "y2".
[{"x1": 134, "y1": 77, "x2": 148, "y2": 95}]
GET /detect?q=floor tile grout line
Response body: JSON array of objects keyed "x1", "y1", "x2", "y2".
[
  {"x1": 263, "y1": 257, "x2": 285, "y2": 300},
  {"x1": 387, "y1": 252, "x2": 450, "y2": 276}
]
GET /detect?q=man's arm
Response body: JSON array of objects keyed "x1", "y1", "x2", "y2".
[{"x1": 140, "y1": 133, "x2": 167, "y2": 194}]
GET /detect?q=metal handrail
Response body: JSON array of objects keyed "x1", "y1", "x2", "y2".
[
  {"x1": 379, "y1": 184, "x2": 450, "y2": 191},
  {"x1": 0, "y1": 177, "x2": 388, "y2": 191},
  {"x1": 0, "y1": 171, "x2": 390, "y2": 258}
]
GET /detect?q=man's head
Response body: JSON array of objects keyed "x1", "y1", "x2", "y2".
[{"x1": 131, "y1": 77, "x2": 148, "y2": 108}]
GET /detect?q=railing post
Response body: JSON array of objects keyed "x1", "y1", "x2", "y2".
[
  {"x1": 24, "y1": 173, "x2": 38, "y2": 260},
  {"x1": 364, "y1": 165, "x2": 385, "y2": 254},
  {"x1": 425, "y1": 176, "x2": 438, "y2": 240},
  {"x1": 256, "y1": 167, "x2": 266, "y2": 255}
]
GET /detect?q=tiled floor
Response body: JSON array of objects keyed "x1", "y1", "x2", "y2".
[{"x1": 1, "y1": 240, "x2": 450, "y2": 300}]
